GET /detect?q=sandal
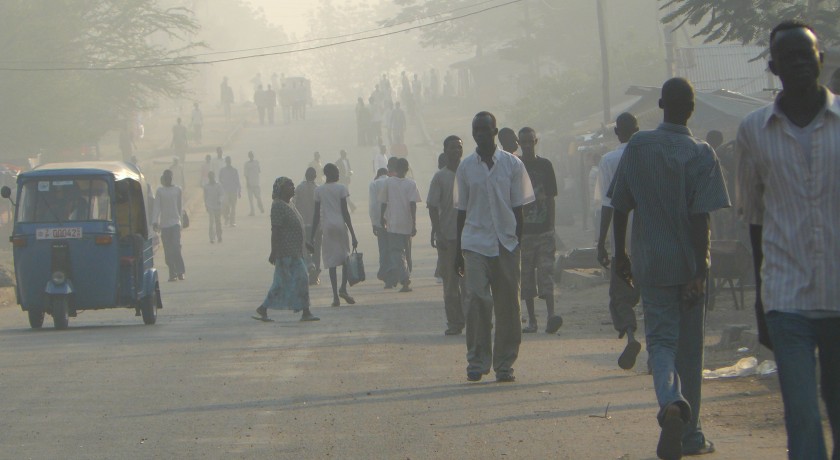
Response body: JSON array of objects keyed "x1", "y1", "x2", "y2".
[
  {"x1": 339, "y1": 291, "x2": 356, "y2": 304},
  {"x1": 252, "y1": 307, "x2": 273, "y2": 322}
]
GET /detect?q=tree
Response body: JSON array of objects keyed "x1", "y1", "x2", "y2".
[
  {"x1": 0, "y1": 0, "x2": 202, "y2": 158},
  {"x1": 660, "y1": 0, "x2": 840, "y2": 47}
]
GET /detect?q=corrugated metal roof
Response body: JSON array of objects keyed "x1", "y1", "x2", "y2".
[{"x1": 676, "y1": 44, "x2": 780, "y2": 96}]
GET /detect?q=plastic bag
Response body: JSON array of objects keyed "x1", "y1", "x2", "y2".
[{"x1": 347, "y1": 250, "x2": 365, "y2": 286}]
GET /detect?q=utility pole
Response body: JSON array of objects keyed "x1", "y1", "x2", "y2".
[{"x1": 596, "y1": 0, "x2": 611, "y2": 124}]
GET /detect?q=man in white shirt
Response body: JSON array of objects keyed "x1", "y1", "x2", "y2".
[
  {"x1": 372, "y1": 144, "x2": 389, "y2": 174},
  {"x1": 369, "y1": 167, "x2": 390, "y2": 284},
  {"x1": 152, "y1": 169, "x2": 185, "y2": 281},
  {"x1": 595, "y1": 112, "x2": 642, "y2": 370},
  {"x1": 243, "y1": 151, "x2": 264, "y2": 216},
  {"x1": 738, "y1": 21, "x2": 840, "y2": 460},
  {"x1": 378, "y1": 157, "x2": 421, "y2": 292},
  {"x1": 455, "y1": 111, "x2": 535, "y2": 383}
]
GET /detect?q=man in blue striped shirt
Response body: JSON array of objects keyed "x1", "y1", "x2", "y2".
[{"x1": 609, "y1": 77, "x2": 730, "y2": 460}]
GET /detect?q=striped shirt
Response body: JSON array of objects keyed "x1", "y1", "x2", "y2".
[
  {"x1": 736, "y1": 89, "x2": 840, "y2": 315},
  {"x1": 608, "y1": 123, "x2": 730, "y2": 287}
]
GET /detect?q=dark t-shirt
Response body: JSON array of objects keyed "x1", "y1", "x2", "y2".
[{"x1": 522, "y1": 156, "x2": 558, "y2": 234}]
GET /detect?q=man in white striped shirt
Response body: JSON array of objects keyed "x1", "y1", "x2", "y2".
[{"x1": 737, "y1": 20, "x2": 840, "y2": 460}]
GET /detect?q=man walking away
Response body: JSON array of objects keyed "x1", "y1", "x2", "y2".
[
  {"x1": 379, "y1": 157, "x2": 421, "y2": 292},
  {"x1": 295, "y1": 167, "x2": 322, "y2": 285},
  {"x1": 170, "y1": 118, "x2": 188, "y2": 163},
  {"x1": 244, "y1": 151, "x2": 264, "y2": 216},
  {"x1": 369, "y1": 167, "x2": 390, "y2": 285},
  {"x1": 428, "y1": 135, "x2": 465, "y2": 335},
  {"x1": 518, "y1": 127, "x2": 562, "y2": 335},
  {"x1": 738, "y1": 20, "x2": 840, "y2": 460},
  {"x1": 595, "y1": 112, "x2": 642, "y2": 370},
  {"x1": 153, "y1": 170, "x2": 186, "y2": 281},
  {"x1": 203, "y1": 171, "x2": 224, "y2": 244},
  {"x1": 455, "y1": 111, "x2": 534, "y2": 383},
  {"x1": 610, "y1": 78, "x2": 729, "y2": 459},
  {"x1": 219, "y1": 156, "x2": 241, "y2": 227}
]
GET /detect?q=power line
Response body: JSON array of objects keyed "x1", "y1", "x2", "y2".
[{"x1": 0, "y1": 0, "x2": 522, "y2": 72}]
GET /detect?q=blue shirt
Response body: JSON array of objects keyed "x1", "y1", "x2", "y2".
[{"x1": 608, "y1": 123, "x2": 730, "y2": 287}]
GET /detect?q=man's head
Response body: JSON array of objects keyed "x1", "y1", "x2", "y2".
[
  {"x1": 205, "y1": 154, "x2": 211, "y2": 163},
  {"x1": 340, "y1": 149, "x2": 347, "y2": 159},
  {"x1": 706, "y1": 130, "x2": 724, "y2": 149},
  {"x1": 830, "y1": 68, "x2": 840, "y2": 94},
  {"x1": 216, "y1": 147, "x2": 223, "y2": 158},
  {"x1": 445, "y1": 149, "x2": 461, "y2": 172},
  {"x1": 305, "y1": 167, "x2": 316, "y2": 182},
  {"x1": 443, "y1": 135, "x2": 463, "y2": 160},
  {"x1": 375, "y1": 167, "x2": 388, "y2": 180},
  {"x1": 193, "y1": 102, "x2": 199, "y2": 109},
  {"x1": 498, "y1": 127, "x2": 519, "y2": 153},
  {"x1": 176, "y1": 117, "x2": 182, "y2": 125},
  {"x1": 248, "y1": 151, "x2": 254, "y2": 160},
  {"x1": 171, "y1": 157, "x2": 179, "y2": 166},
  {"x1": 161, "y1": 169, "x2": 173, "y2": 187},
  {"x1": 518, "y1": 127, "x2": 537, "y2": 157},
  {"x1": 225, "y1": 156, "x2": 232, "y2": 166},
  {"x1": 395, "y1": 158, "x2": 409, "y2": 178},
  {"x1": 769, "y1": 20, "x2": 822, "y2": 94},
  {"x1": 472, "y1": 111, "x2": 498, "y2": 153},
  {"x1": 323, "y1": 163, "x2": 339, "y2": 183},
  {"x1": 313, "y1": 151, "x2": 320, "y2": 161},
  {"x1": 659, "y1": 77, "x2": 695, "y2": 125},
  {"x1": 614, "y1": 112, "x2": 639, "y2": 143},
  {"x1": 387, "y1": 156, "x2": 399, "y2": 174},
  {"x1": 379, "y1": 144, "x2": 387, "y2": 155}
]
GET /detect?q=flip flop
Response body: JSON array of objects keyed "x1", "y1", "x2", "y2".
[
  {"x1": 339, "y1": 292, "x2": 356, "y2": 304},
  {"x1": 618, "y1": 340, "x2": 642, "y2": 370},
  {"x1": 251, "y1": 315, "x2": 274, "y2": 322}
]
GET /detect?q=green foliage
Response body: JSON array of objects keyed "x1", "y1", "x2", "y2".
[
  {"x1": 660, "y1": 0, "x2": 840, "y2": 46},
  {"x1": 0, "y1": 0, "x2": 202, "y2": 156}
]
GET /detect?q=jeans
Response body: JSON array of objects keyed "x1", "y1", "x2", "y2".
[
  {"x1": 765, "y1": 311, "x2": 840, "y2": 460},
  {"x1": 160, "y1": 225, "x2": 185, "y2": 278},
  {"x1": 384, "y1": 232, "x2": 410, "y2": 287},
  {"x1": 375, "y1": 228, "x2": 389, "y2": 281},
  {"x1": 437, "y1": 239, "x2": 465, "y2": 331},
  {"x1": 207, "y1": 209, "x2": 222, "y2": 242},
  {"x1": 640, "y1": 284, "x2": 708, "y2": 452},
  {"x1": 247, "y1": 185, "x2": 264, "y2": 214}
]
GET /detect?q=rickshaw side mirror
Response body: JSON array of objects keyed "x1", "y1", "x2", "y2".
[{"x1": 1, "y1": 186, "x2": 11, "y2": 199}]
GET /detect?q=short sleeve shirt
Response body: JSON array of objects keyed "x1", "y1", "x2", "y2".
[
  {"x1": 608, "y1": 123, "x2": 730, "y2": 286},
  {"x1": 521, "y1": 156, "x2": 557, "y2": 234},
  {"x1": 455, "y1": 148, "x2": 535, "y2": 256},
  {"x1": 427, "y1": 168, "x2": 457, "y2": 240},
  {"x1": 378, "y1": 176, "x2": 422, "y2": 235}
]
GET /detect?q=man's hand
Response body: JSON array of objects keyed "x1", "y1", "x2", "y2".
[
  {"x1": 152, "y1": 223, "x2": 160, "y2": 233},
  {"x1": 305, "y1": 242, "x2": 314, "y2": 254},
  {"x1": 596, "y1": 243, "x2": 610, "y2": 268},
  {"x1": 268, "y1": 253, "x2": 276, "y2": 265},
  {"x1": 351, "y1": 235, "x2": 358, "y2": 250},
  {"x1": 430, "y1": 230, "x2": 437, "y2": 248},
  {"x1": 614, "y1": 253, "x2": 634, "y2": 288},
  {"x1": 455, "y1": 250, "x2": 465, "y2": 277},
  {"x1": 372, "y1": 226, "x2": 379, "y2": 237},
  {"x1": 411, "y1": 225, "x2": 417, "y2": 237},
  {"x1": 681, "y1": 276, "x2": 705, "y2": 309}
]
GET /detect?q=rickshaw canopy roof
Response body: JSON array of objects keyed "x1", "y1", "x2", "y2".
[{"x1": 20, "y1": 161, "x2": 144, "y2": 182}]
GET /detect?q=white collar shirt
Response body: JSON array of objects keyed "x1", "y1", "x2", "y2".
[
  {"x1": 377, "y1": 176, "x2": 422, "y2": 235},
  {"x1": 737, "y1": 89, "x2": 840, "y2": 315},
  {"x1": 455, "y1": 148, "x2": 535, "y2": 256}
]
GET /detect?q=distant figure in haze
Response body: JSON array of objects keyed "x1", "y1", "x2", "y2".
[
  {"x1": 170, "y1": 118, "x2": 188, "y2": 163},
  {"x1": 265, "y1": 84, "x2": 277, "y2": 125},
  {"x1": 498, "y1": 127, "x2": 519, "y2": 156},
  {"x1": 831, "y1": 67, "x2": 840, "y2": 94},
  {"x1": 244, "y1": 151, "x2": 264, "y2": 216},
  {"x1": 219, "y1": 156, "x2": 241, "y2": 227},
  {"x1": 373, "y1": 144, "x2": 389, "y2": 174},
  {"x1": 254, "y1": 84, "x2": 266, "y2": 125},
  {"x1": 456, "y1": 111, "x2": 535, "y2": 383},
  {"x1": 336, "y1": 149, "x2": 355, "y2": 212},
  {"x1": 369, "y1": 167, "x2": 390, "y2": 284},
  {"x1": 152, "y1": 169, "x2": 186, "y2": 282},
  {"x1": 220, "y1": 76, "x2": 234, "y2": 120},
  {"x1": 595, "y1": 112, "x2": 641, "y2": 370},
  {"x1": 309, "y1": 151, "x2": 323, "y2": 184},
  {"x1": 119, "y1": 123, "x2": 135, "y2": 162},
  {"x1": 294, "y1": 167, "x2": 322, "y2": 286},
  {"x1": 212, "y1": 147, "x2": 226, "y2": 179},
  {"x1": 253, "y1": 176, "x2": 320, "y2": 323},
  {"x1": 518, "y1": 127, "x2": 562, "y2": 335},
  {"x1": 190, "y1": 102, "x2": 203, "y2": 144},
  {"x1": 390, "y1": 102, "x2": 407, "y2": 147},
  {"x1": 428, "y1": 136, "x2": 465, "y2": 335},
  {"x1": 379, "y1": 157, "x2": 421, "y2": 292},
  {"x1": 200, "y1": 154, "x2": 212, "y2": 187},
  {"x1": 311, "y1": 163, "x2": 358, "y2": 307},
  {"x1": 356, "y1": 98, "x2": 370, "y2": 146},
  {"x1": 203, "y1": 171, "x2": 224, "y2": 244},
  {"x1": 167, "y1": 157, "x2": 185, "y2": 190}
]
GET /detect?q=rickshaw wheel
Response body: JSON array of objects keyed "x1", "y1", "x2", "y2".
[
  {"x1": 141, "y1": 284, "x2": 160, "y2": 325},
  {"x1": 51, "y1": 296, "x2": 69, "y2": 330},
  {"x1": 28, "y1": 309, "x2": 45, "y2": 329}
]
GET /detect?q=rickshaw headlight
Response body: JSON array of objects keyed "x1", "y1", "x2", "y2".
[{"x1": 51, "y1": 271, "x2": 66, "y2": 285}]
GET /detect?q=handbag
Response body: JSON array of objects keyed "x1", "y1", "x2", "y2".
[
  {"x1": 181, "y1": 210, "x2": 190, "y2": 229},
  {"x1": 347, "y1": 249, "x2": 365, "y2": 286}
]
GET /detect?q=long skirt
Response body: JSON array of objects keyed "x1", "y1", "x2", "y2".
[{"x1": 260, "y1": 257, "x2": 310, "y2": 312}]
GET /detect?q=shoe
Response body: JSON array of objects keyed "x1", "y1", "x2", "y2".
[
  {"x1": 683, "y1": 440, "x2": 715, "y2": 456},
  {"x1": 618, "y1": 339, "x2": 642, "y2": 370},
  {"x1": 300, "y1": 313, "x2": 320, "y2": 322},
  {"x1": 657, "y1": 404, "x2": 685, "y2": 460},
  {"x1": 384, "y1": 284, "x2": 395, "y2": 289},
  {"x1": 435, "y1": 277, "x2": 443, "y2": 284},
  {"x1": 467, "y1": 371, "x2": 482, "y2": 382},
  {"x1": 496, "y1": 374, "x2": 515, "y2": 383},
  {"x1": 521, "y1": 314, "x2": 528, "y2": 324},
  {"x1": 168, "y1": 276, "x2": 178, "y2": 282},
  {"x1": 522, "y1": 323, "x2": 537, "y2": 333},
  {"x1": 178, "y1": 274, "x2": 185, "y2": 281},
  {"x1": 444, "y1": 328, "x2": 462, "y2": 336},
  {"x1": 399, "y1": 285, "x2": 412, "y2": 293},
  {"x1": 339, "y1": 291, "x2": 355, "y2": 304},
  {"x1": 210, "y1": 240, "x2": 215, "y2": 244},
  {"x1": 546, "y1": 315, "x2": 563, "y2": 333}
]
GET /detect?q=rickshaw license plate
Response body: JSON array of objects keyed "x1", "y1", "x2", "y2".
[{"x1": 36, "y1": 227, "x2": 83, "y2": 240}]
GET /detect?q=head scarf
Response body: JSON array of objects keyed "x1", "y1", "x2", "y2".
[{"x1": 272, "y1": 176, "x2": 293, "y2": 200}]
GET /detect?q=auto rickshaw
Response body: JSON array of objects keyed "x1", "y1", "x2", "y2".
[{"x1": 1, "y1": 161, "x2": 162, "y2": 329}]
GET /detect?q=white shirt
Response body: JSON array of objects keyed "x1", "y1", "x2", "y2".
[
  {"x1": 595, "y1": 143, "x2": 631, "y2": 251},
  {"x1": 455, "y1": 148, "x2": 535, "y2": 256},
  {"x1": 737, "y1": 89, "x2": 840, "y2": 315},
  {"x1": 153, "y1": 185, "x2": 182, "y2": 228},
  {"x1": 368, "y1": 176, "x2": 387, "y2": 228},
  {"x1": 243, "y1": 159, "x2": 260, "y2": 186},
  {"x1": 377, "y1": 176, "x2": 421, "y2": 235},
  {"x1": 373, "y1": 152, "x2": 389, "y2": 173}
]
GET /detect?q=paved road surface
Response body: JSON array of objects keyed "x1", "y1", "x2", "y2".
[{"x1": 0, "y1": 105, "x2": 792, "y2": 459}]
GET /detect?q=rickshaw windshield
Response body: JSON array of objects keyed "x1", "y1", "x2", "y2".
[{"x1": 16, "y1": 178, "x2": 112, "y2": 223}]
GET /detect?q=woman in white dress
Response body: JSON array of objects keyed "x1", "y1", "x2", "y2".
[{"x1": 311, "y1": 163, "x2": 358, "y2": 306}]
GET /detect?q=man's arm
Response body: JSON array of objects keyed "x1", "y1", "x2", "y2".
[
  {"x1": 410, "y1": 201, "x2": 417, "y2": 237},
  {"x1": 749, "y1": 224, "x2": 772, "y2": 349},
  {"x1": 513, "y1": 205, "x2": 524, "y2": 242},
  {"x1": 310, "y1": 202, "x2": 320, "y2": 242},
  {"x1": 428, "y1": 206, "x2": 439, "y2": 248},
  {"x1": 612, "y1": 209, "x2": 632, "y2": 287},
  {"x1": 596, "y1": 206, "x2": 613, "y2": 267},
  {"x1": 455, "y1": 210, "x2": 466, "y2": 276},
  {"x1": 380, "y1": 203, "x2": 387, "y2": 230},
  {"x1": 683, "y1": 212, "x2": 711, "y2": 307}
]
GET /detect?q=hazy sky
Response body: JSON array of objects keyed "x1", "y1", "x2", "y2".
[{"x1": 245, "y1": 0, "x2": 334, "y2": 36}]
